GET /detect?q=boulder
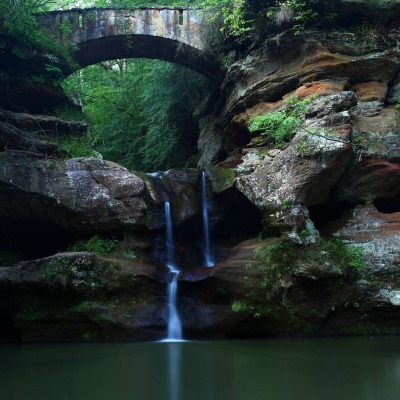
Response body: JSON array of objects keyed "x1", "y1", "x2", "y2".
[
  {"x1": 0, "y1": 252, "x2": 165, "y2": 342},
  {"x1": 0, "y1": 153, "x2": 147, "y2": 233},
  {"x1": 235, "y1": 128, "x2": 353, "y2": 212}
]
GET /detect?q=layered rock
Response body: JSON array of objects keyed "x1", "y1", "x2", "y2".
[
  {"x1": 196, "y1": 17, "x2": 400, "y2": 253},
  {"x1": 0, "y1": 108, "x2": 87, "y2": 157},
  {"x1": 179, "y1": 237, "x2": 400, "y2": 338},
  {"x1": 2, "y1": 2, "x2": 400, "y2": 342},
  {"x1": 0, "y1": 252, "x2": 165, "y2": 342},
  {"x1": 198, "y1": 25, "x2": 400, "y2": 164}
]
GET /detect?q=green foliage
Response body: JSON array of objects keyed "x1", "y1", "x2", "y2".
[
  {"x1": 59, "y1": 20, "x2": 73, "y2": 35},
  {"x1": 62, "y1": 59, "x2": 207, "y2": 171},
  {"x1": 122, "y1": 250, "x2": 137, "y2": 260},
  {"x1": 43, "y1": 254, "x2": 135, "y2": 290},
  {"x1": 345, "y1": 246, "x2": 364, "y2": 270},
  {"x1": 350, "y1": 21, "x2": 384, "y2": 52},
  {"x1": 56, "y1": 134, "x2": 97, "y2": 158},
  {"x1": 82, "y1": 331, "x2": 94, "y2": 341},
  {"x1": 200, "y1": 0, "x2": 274, "y2": 44},
  {"x1": 396, "y1": 97, "x2": 400, "y2": 110},
  {"x1": 68, "y1": 236, "x2": 118, "y2": 255},
  {"x1": 248, "y1": 95, "x2": 316, "y2": 148},
  {"x1": 16, "y1": 304, "x2": 47, "y2": 321},
  {"x1": 0, "y1": 1, "x2": 77, "y2": 70},
  {"x1": 282, "y1": 0, "x2": 319, "y2": 33},
  {"x1": 232, "y1": 238, "x2": 364, "y2": 318},
  {"x1": 52, "y1": 105, "x2": 87, "y2": 122},
  {"x1": 43, "y1": 256, "x2": 91, "y2": 287},
  {"x1": 270, "y1": 0, "x2": 337, "y2": 33}
]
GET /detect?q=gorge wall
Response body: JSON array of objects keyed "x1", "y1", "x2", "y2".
[{"x1": 2, "y1": 0, "x2": 400, "y2": 342}]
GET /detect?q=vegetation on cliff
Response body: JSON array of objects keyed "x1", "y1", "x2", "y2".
[
  {"x1": 232, "y1": 238, "x2": 364, "y2": 319},
  {"x1": 0, "y1": 1, "x2": 78, "y2": 68},
  {"x1": 1, "y1": 0, "x2": 386, "y2": 171}
]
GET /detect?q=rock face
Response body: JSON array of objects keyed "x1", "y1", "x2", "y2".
[
  {"x1": 0, "y1": 154, "x2": 147, "y2": 233},
  {"x1": 326, "y1": 204, "x2": 400, "y2": 274},
  {"x1": 0, "y1": 72, "x2": 74, "y2": 114},
  {"x1": 196, "y1": 17, "x2": 400, "y2": 248},
  {"x1": 0, "y1": 252, "x2": 165, "y2": 342},
  {"x1": 2, "y1": 2, "x2": 400, "y2": 342},
  {"x1": 0, "y1": 108, "x2": 87, "y2": 157}
]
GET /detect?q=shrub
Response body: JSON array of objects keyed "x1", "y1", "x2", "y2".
[
  {"x1": 248, "y1": 95, "x2": 316, "y2": 148},
  {"x1": 56, "y1": 134, "x2": 97, "y2": 158},
  {"x1": 68, "y1": 236, "x2": 118, "y2": 255}
]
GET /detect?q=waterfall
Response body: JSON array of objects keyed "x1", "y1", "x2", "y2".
[
  {"x1": 164, "y1": 201, "x2": 183, "y2": 341},
  {"x1": 201, "y1": 171, "x2": 214, "y2": 267}
]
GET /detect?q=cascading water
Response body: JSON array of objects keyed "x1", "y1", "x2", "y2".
[
  {"x1": 201, "y1": 171, "x2": 214, "y2": 267},
  {"x1": 164, "y1": 201, "x2": 183, "y2": 341}
]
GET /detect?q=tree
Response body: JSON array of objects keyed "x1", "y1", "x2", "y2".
[{"x1": 62, "y1": 58, "x2": 208, "y2": 171}]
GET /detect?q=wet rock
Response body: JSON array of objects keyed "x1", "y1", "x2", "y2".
[
  {"x1": 180, "y1": 237, "x2": 400, "y2": 338},
  {"x1": 197, "y1": 116, "x2": 226, "y2": 168},
  {"x1": 206, "y1": 167, "x2": 236, "y2": 194},
  {"x1": 159, "y1": 168, "x2": 201, "y2": 226}
]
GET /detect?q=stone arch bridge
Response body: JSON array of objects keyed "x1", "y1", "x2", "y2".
[{"x1": 40, "y1": 7, "x2": 221, "y2": 82}]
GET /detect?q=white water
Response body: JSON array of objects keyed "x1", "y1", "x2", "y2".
[
  {"x1": 201, "y1": 171, "x2": 214, "y2": 267},
  {"x1": 164, "y1": 201, "x2": 183, "y2": 341}
]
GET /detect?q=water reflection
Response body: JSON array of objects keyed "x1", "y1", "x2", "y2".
[
  {"x1": 1, "y1": 338, "x2": 400, "y2": 400},
  {"x1": 167, "y1": 343, "x2": 181, "y2": 400}
]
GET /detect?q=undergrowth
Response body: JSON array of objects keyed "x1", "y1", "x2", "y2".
[{"x1": 232, "y1": 238, "x2": 364, "y2": 318}]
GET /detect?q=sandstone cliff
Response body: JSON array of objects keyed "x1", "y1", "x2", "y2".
[{"x1": 2, "y1": 1, "x2": 400, "y2": 342}]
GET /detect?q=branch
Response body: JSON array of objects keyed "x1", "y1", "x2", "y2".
[
  {"x1": 70, "y1": 88, "x2": 137, "y2": 119},
  {"x1": 301, "y1": 126, "x2": 364, "y2": 150}
]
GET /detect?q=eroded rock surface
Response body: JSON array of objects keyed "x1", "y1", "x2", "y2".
[{"x1": 0, "y1": 154, "x2": 147, "y2": 232}]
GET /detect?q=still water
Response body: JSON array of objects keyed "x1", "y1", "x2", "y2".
[{"x1": 1, "y1": 337, "x2": 400, "y2": 400}]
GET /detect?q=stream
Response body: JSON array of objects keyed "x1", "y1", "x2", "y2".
[{"x1": 1, "y1": 337, "x2": 400, "y2": 400}]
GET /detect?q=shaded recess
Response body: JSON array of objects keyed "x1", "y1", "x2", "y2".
[
  {"x1": 0, "y1": 313, "x2": 20, "y2": 343},
  {"x1": 373, "y1": 197, "x2": 400, "y2": 214},
  {"x1": 308, "y1": 200, "x2": 355, "y2": 231},
  {"x1": 211, "y1": 190, "x2": 263, "y2": 245},
  {"x1": 0, "y1": 218, "x2": 77, "y2": 262}
]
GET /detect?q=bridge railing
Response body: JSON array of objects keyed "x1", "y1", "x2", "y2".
[{"x1": 39, "y1": 7, "x2": 205, "y2": 50}]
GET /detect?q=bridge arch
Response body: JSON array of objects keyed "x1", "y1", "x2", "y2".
[{"x1": 41, "y1": 7, "x2": 221, "y2": 82}]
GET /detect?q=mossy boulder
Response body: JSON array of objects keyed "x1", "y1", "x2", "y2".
[
  {"x1": 0, "y1": 252, "x2": 165, "y2": 342},
  {"x1": 206, "y1": 167, "x2": 236, "y2": 194}
]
